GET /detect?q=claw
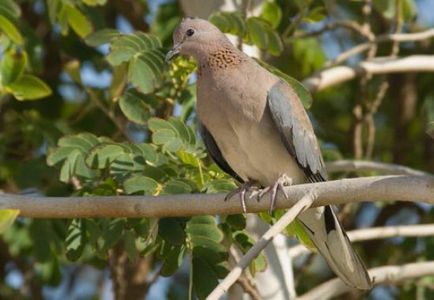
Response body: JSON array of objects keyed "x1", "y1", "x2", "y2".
[
  {"x1": 253, "y1": 174, "x2": 292, "y2": 214},
  {"x1": 225, "y1": 181, "x2": 256, "y2": 213}
]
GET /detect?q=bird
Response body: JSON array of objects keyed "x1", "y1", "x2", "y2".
[{"x1": 166, "y1": 17, "x2": 372, "y2": 290}]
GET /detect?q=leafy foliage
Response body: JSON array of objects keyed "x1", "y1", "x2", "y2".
[{"x1": 209, "y1": 11, "x2": 284, "y2": 55}]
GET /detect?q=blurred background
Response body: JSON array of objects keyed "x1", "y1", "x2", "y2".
[{"x1": 0, "y1": 0, "x2": 433, "y2": 299}]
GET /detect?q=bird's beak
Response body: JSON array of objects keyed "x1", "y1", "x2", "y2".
[{"x1": 165, "y1": 43, "x2": 181, "y2": 62}]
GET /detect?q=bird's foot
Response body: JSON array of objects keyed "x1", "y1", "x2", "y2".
[
  {"x1": 225, "y1": 181, "x2": 257, "y2": 213},
  {"x1": 250, "y1": 174, "x2": 292, "y2": 214}
]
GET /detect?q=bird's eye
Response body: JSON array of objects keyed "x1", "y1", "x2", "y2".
[{"x1": 186, "y1": 29, "x2": 195, "y2": 37}]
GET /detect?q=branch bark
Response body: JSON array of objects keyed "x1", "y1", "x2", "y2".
[
  {"x1": 289, "y1": 224, "x2": 434, "y2": 258},
  {"x1": 302, "y1": 55, "x2": 434, "y2": 92},
  {"x1": 0, "y1": 175, "x2": 433, "y2": 218},
  {"x1": 325, "y1": 160, "x2": 430, "y2": 176},
  {"x1": 296, "y1": 261, "x2": 434, "y2": 300},
  {"x1": 207, "y1": 193, "x2": 315, "y2": 300},
  {"x1": 326, "y1": 28, "x2": 434, "y2": 67}
]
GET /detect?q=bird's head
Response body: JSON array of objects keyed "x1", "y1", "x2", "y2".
[{"x1": 165, "y1": 18, "x2": 231, "y2": 62}]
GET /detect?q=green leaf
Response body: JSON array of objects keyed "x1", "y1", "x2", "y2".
[
  {"x1": 128, "y1": 53, "x2": 163, "y2": 94},
  {"x1": 123, "y1": 175, "x2": 159, "y2": 195},
  {"x1": 168, "y1": 118, "x2": 193, "y2": 145},
  {"x1": 47, "y1": 147, "x2": 75, "y2": 166},
  {"x1": 192, "y1": 257, "x2": 219, "y2": 300},
  {"x1": 266, "y1": 29, "x2": 283, "y2": 56},
  {"x1": 261, "y1": 1, "x2": 282, "y2": 29},
  {"x1": 59, "y1": 149, "x2": 80, "y2": 182},
  {"x1": 85, "y1": 28, "x2": 120, "y2": 47},
  {"x1": 134, "y1": 143, "x2": 159, "y2": 165},
  {"x1": 123, "y1": 229, "x2": 138, "y2": 262},
  {"x1": 0, "y1": 15, "x2": 23, "y2": 45},
  {"x1": 100, "y1": 219, "x2": 125, "y2": 252},
  {"x1": 255, "y1": 59, "x2": 313, "y2": 108},
  {"x1": 152, "y1": 129, "x2": 177, "y2": 145},
  {"x1": 107, "y1": 47, "x2": 136, "y2": 66},
  {"x1": 226, "y1": 214, "x2": 246, "y2": 230},
  {"x1": 187, "y1": 224, "x2": 223, "y2": 244},
  {"x1": 159, "y1": 218, "x2": 186, "y2": 246},
  {"x1": 119, "y1": 90, "x2": 151, "y2": 125},
  {"x1": 246, "y1": 17, "x2": 269, "y2": 49},
  {"x1": 0, "y1": 48, "x2": 27, "y2": 85},
  {"x1": 65, "y1": 4, "x2": 93, "y2": 38},
  {"x1": 58, "y1": 133, "x2": 98, "y2": 152},
  {"x1": 0, "y1": 209, "x2": 19, "y2": 234},
  {"x1": 162, "y1": 179, "x2": 192, "y2": 194},
  {"x1": 46, "y1": 0, "x2": 61, "y2": 26},
  {"x1": 65, "y1": 219, "x2": 86, "y2": 261},
  {"x1": 74, "y1": 154, "x2": 97, "y2": 179},
  {"x1": 209, "y1": 11, "x2": 246, "y2": 36},
  {"x1": 205, "y1": 179, "x2": 237, "y2": 193},
  {"x1": 82, "y1": 0, "x2": 107, "y2": 6},
  {"x1": 286, "y1": 219, "x2": 316, "y2": 250},
  {"x1": 160, "y1": 244, "x2": 186, "y2": 276},
  {"x1": 85, "y1": 143, "x2": 125, "y2": 169},
  {"x1": 303, "y1": 6, "x2": 326, "y2": 23},
  {"x1": 233, "y1": 231, "x2": 267, "y2": 275},
  {"x1": 7, "y1": 74, "x2": 52, "y2": 100},
  {"x1": 148, "y1": 117, "x2": 177, "y2": 132},
  {"x1": 373, "y1": 0, "x2": 417, "y2": 21},
  {"x1": 0, "y1": 0, "x2": 21, "y2": 20}
]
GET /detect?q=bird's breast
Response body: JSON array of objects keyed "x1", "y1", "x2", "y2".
[{"x1": 197, "y1": 71, "x2": 305, "y2": 186}]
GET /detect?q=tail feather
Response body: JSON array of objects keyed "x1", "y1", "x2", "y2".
[{"x1": 298, "y1": 206, "x2": 372, "y2": 290}]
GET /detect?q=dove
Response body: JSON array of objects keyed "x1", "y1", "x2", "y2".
[{"x1": 166, "y1": 18, "x2": 372, "y2": 290}]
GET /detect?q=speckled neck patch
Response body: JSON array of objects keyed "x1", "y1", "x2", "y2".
[{"x1": 199, "y1": 47, "x2": 245, "y2": 74}]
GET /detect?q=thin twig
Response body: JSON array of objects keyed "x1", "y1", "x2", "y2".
[
  {"x1": 325, "y1": 28, "x2": 434, "y2": 67},
  {"x1": 228, "y1": 246, "x2": 262, "y2": 299},
  {"x1": 363, "y1": 0, "x2": 403, "y2": 158},
  {"x1": 207, "y1": 193, "x2": 316, "y2": 300},
  {"x1": 289, "y1": 223, "x2": 434, "y2": 258},
  {"x1": 352, "y1": 0, "x2": 375, "y2": 159},
  {"x1": 288, "y1": 20, "x2": 367, "y2": 40},
  {"x1": 296, "y1": 261, "x2": 434, "y2": 300},
  {"x1": 237, "y1": 276, "x2": 262, "y2": 300}
]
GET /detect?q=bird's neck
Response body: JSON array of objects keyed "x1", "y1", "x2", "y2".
[{"x1": 197, "y1": 46, "x2": 247, "y2": 76}]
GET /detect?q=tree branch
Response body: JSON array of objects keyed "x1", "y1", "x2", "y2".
[
  {"x1": 288, "y1": 20, "x2": 367, "y2": 40},
  {"x1": 325, "y1": 28, "x2": 434, "y2": 67},
  {"x1": 0, "y1": 175, "x2": 433, "y2": 218},
  {"x1": 325, "y1": 160, "x2": 430, "y2": 176},
  {"x1": 303, "y1": 55, "x2": 434, "y2": 92},
  {"x1": 296, "y1": 261, "x2": 434, "y2": 300},
  {"x1": 207, "y1": 193, "x2": 315, "y2": 300},
  {"x1": 289, "y1": 224, "x2": 434, "y2": 258}
]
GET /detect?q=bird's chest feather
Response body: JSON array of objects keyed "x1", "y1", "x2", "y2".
[{"x1": 197, "y1": 67, "x2": 304, "y2": 185}]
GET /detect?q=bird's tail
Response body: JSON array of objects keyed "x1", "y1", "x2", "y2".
[{"x1": 297, "y1": 205, "x2": 372, "y2": 290}]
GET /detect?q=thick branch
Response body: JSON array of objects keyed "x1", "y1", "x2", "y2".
[
  {"x1": 0, "y1": 175, "x2": 433, "y2": 218},
  {"x1": 325, "y1": 160, "x2": 430, "y2": 176},
  {"x1": 289, "y1": 224, "x2": 434, "y2": 258},
  {"x1": 297, "y1": 261, "x2": 434, "y2": 300},
  {"x1": 303, "y1": 55, "x2": 434, "y2": 92},
  {"x1": 207, "y1": 193, "x2": 315, "y2": 300}
]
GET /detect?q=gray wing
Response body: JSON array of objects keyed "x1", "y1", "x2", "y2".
[
  {"x1": 268, "y1": 80, "x2": 372, "y2": 289},
  {"x1": 267, "y1": 80, "x2": 327, "y2": 182},
  {"x1": 198, "y1": 122, "x2": 244, "y2": 183}
]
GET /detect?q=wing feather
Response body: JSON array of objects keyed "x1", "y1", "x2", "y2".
[
  {"x1": 267, "y1": 80, "x2": 327, "y2": 182},
  {"x1": 198, "y1": 122, "x2": 244, "y2": 183}
]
